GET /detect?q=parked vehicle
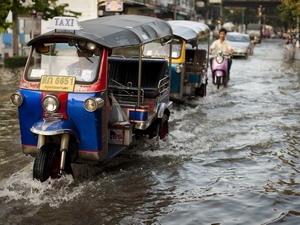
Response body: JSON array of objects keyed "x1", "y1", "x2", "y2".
[
  {"x1": 143, "y1": 20, "x2": 210, "y2": 102},
  {"x1": 246, "y1": 23, "x2": 262, "y2": 44},
  {"x1": 211, "y1": 51, "x2": 231, "y2": 89},
  {"x1": 10, "y1": 15, "x2": 173, "y2": 182},
  {"x1": 226, "y1": 32, "x2": 254, "y2": 58}
]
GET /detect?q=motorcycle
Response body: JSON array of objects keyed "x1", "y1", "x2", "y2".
[
  {"x1": 211, "y1": 51, "x2": 231, "y2": 89},
  {"x1": 10, "y1": 15, "x2": 173, "y2": 182}
]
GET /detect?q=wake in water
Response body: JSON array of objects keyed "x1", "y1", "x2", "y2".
[{"x1": 0, "y1": 164, "x2": 84, "y2": 208}]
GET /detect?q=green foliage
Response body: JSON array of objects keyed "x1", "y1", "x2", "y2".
[
  {"x1": 280, "y1": 0, "x2": 300, "y2": 18},
  {"x1": 0, "y1": 0, "x2": 13, "y2": 32},
  {"x1": 30, "y1": 0, "x2": 81, "y2": 20},
  {"x1": 4, "y1": 56, "x2": 33, "y2": 68},
  {"x1": 0, "y1": 0, "x2": 81, "y2": 32},
  {"x1": 0, "y1": 0, "x2": 82, "y2": 56},
  {"x1": 278, "y1": 0, "x2": 300, "y2": 28}
]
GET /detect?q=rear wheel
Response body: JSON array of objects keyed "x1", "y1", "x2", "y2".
[
  {"x1": 195, "y1": 82, "x2": 207, "y2": 97},
  {"x1": 33, "y1": 143, "x2": 73, "y2": 182},
  {"x1": 158, "y1": 114, "x2": 169, "y2": 140},
  {"x1": 146, "y1": 113, "x2": 169, "y2": 140}
]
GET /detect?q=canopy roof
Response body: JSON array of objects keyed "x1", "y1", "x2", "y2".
[
  {"x1": 28, "y1": 15, "x2": 173, "y2": 49},
  {"x1": 168, "y1": 20, "x2": 210, "y2": 41}
]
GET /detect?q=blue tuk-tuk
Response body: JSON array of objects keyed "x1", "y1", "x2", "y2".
[
  {"x1": 10, "y1": 15, "x2": 173, "y2": 182},
  {"x1": 143, "y1": 20, "x2": 210, "y2": 102}
]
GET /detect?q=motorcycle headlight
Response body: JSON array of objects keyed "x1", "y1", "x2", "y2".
[
  {"x1": 216, "y1": 55, "x2": 224, "y2": 64},
  {"x1": 11, "y1": 92, "x2": 23, "y2": 106},
  {"x1": 84, "y1": 97, "x2": 104, "y2": 112},
  {"x1": 42, "y1": 95, "x2": 60, "y2": 113}
]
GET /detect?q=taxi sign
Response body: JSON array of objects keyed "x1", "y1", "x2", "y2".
[
  {"x1": 48, "y1": 17, "x2": 82, "y2": 30},
  {"x1": 39, "y1": 75, "x2": 76, "y2": 92}
]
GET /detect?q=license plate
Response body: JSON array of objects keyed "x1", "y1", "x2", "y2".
[{"x1": 39, "y1": 75, "x2": 76, "y2": 92}]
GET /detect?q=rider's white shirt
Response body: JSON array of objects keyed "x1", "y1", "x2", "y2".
[{"x1": 210, "y1": 39, "x2": 232, "y2": 55}]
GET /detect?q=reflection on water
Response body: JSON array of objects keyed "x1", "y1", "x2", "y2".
[
  {"x1": 0, "y1": 68, "x2": 31, "y2": 183},
  {"x1": 0, "y1": 40, "x2": 300, "y2": 225}
]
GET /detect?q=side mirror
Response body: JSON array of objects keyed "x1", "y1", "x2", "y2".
[{"x1": 35, "y1": 45, "x2": 50, "y2": 53}]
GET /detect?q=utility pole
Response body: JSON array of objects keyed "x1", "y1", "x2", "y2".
[{"x1": 296, "y1": 17, "x2": 299, "y2": 48}]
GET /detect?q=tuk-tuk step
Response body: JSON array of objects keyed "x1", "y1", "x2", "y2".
[{"x1": 108, "y1": 143, "x2": 134, "y2": 159}]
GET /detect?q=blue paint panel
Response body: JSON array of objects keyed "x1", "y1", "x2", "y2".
[
  {"x1": 67, "y1": 93, "x2": 103, "y2": 152},
  {"x1": 188, "y1": 73, "x2": 201, "y2": 83},
  {"x1": 32, "y1": 119, "x2": 79, "y2": 138},
  {"x1": 17, "y1": 90, "x2": 104, "y2": 152},
  {"x1": 170, "y1": 64, "x2": 181, "y2": 93},
  {"x1": 18, "y1": 89, "x2": 43, "y2": 146},
  {"x1": 129, "y1": 110, "x2": 148, "y2": 121}
]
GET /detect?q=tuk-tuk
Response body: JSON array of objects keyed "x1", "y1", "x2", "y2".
[
  {"x1": 143, "y1": 20, "x2": 210, "y2": 102},
  {"x1": 10, "y1": 15, "x2": 173, "y2": 182}
]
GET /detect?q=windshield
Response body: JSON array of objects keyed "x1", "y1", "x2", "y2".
[
  {"x1": 143, "y1": 39, "x2": 182, "y2": 59},
  {"x1": 247, "y1": 30, "x2": 260, "y2": 36},
  {"x1": 227, "y1": 35, "x2": 250, "y2": 43},
  {"x1": 26, "y1": 43, "x2": 101, "y2": 83}
]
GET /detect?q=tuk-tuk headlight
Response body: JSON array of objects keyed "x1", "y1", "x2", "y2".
[
  {"x1": 42, "y1": 95, "x2": 60, "y2": 113},
  {"x1": 175, "y1": 64, "x2": 183, "y2": 73},
  {"x1": 84, "y1": 97, "x2": 104, "y2": 112},
  {"x1": 11, "y1": 93, "x2": 23, "y2": 106}
]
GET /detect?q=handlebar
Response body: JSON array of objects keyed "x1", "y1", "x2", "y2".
[
  {"x1": 209, "y1": 50, "x2": 232, "y2": 58},
  {"x1": 211, "y1": 53, "x2": 232, "y2": 58},
  {"x1": 223, "y1": 54, "x2": 232, "y2": 58}
]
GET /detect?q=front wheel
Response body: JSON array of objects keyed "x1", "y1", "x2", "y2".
[
  {"x1": 217, "y1": 76, "x2": 221, "y2": 89},
  {"x1": 33, "y1": 143, "x2": 73, "y2": 182}
]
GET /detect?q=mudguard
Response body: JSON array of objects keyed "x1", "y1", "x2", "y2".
[
  {"x1": 215, "y1": 70, "x2": 225, "y2": 77},
  {"x1": 30, "y1": 118, "x2": 80, "y2": 140},
  {"x1": 157, "y1": 103, "x2": 168, "y2": 118}
]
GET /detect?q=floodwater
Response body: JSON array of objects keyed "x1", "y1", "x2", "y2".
[{"x1": 0, "y1": 39, "x2": 300, "y2": 225}]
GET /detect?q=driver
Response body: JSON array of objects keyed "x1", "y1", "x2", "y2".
[
  {"x1": 60, "y1": 48, "x2": 98, "y2": 81},
  {"x1": 209, "y1": 28, "x2": 233, "y2": 79}
]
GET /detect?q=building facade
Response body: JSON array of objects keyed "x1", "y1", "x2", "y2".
[{"x1": 1, "y1": 0, "x2": 208, "y2": 57}]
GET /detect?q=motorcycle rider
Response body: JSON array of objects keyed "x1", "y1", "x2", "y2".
[
  {"x1": 209, "y1": 28, "x2": 233, "y2": 79},
  {"x1": 283, "y1": 34, "x2": 296, "y2": 59},
  {"x1": 284, "y1": 34, "x2": 296, "y2": 47}
]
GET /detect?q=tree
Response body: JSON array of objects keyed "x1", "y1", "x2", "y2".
[
  {"x1": 0, "y1": 0, "x2": 13, "y2": 33},
  {"x1": 279, "y1": 0, "x2": 300, "y2": 30},
  {"x1": 281, "y1": 0, "x2": 300, "y2": 18},
  {"x1": 1, "y1": 0, "x2": 81, "y2": 56}
]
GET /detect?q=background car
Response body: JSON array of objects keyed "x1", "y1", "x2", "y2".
[{"x1": 226, "y1": 32, "x2": 254, "y2": 58}]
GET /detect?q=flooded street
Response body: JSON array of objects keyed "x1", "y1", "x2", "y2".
[{"x1": 1, "y1": 39, "x2": 300, "y2": 225}]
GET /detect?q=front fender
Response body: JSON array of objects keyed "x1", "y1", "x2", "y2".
[
  {"x1": 30, "y1": 118, "x2": 79, "y2": 140},
  {"x1": 215, "y1": 70, "x2": 225, "y2": 77}
]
